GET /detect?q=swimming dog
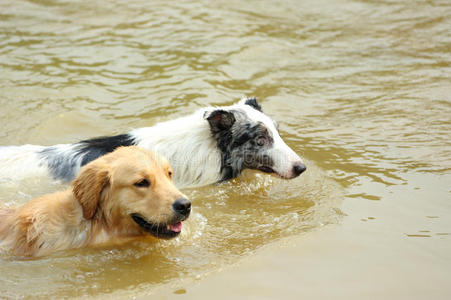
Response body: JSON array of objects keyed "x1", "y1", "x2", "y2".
[
  {"x1": 0, "y1": 146, "x2": 191, "y2": 257},
  {"x1": 0, "y1": 98, "x2": 306, "y2": 188}
]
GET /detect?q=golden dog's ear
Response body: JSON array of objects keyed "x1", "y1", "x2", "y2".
[{"x1": 72, "y1": 161, "x2": 110, "y2": 220}]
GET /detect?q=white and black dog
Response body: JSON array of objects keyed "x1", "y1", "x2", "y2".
[{"x1": 0, "y1": 98, "x2": 306, "y2": 188}]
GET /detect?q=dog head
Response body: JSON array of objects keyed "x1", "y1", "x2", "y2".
[
  {"x1": 72, "y1": 146, "x2": 190, "y2": 239},
  {"x1": 205, "y1": 98, "x2": 306, "y2": 181}
]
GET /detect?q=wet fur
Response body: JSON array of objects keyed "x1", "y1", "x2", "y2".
[
  {"x1": 0, "y1": 147, "x2": 187, "y2": 257},
  {"x1": 0, "y1": 98, "x2": 305, "y2": 188}
]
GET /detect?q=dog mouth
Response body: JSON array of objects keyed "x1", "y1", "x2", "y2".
[
  {"x1": 258, "y1": 166, "x2": 275, "y2": 174},
  {"x1": 257, "y1": 166, "x2": 291, "y2": 179},
  {"x1": 130, "y1": 214, "x2": 185, "y2": 239}
]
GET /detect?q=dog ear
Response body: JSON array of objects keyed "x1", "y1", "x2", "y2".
[
  {"x1": 241, "y1": 97, "x2": 262, "y2": 112},
  {"x1": 206, "y1": 110, "x2": 236, "y2": 133},
  {"x1": 72, "y1": 161, "x2": 110, "y2": 220}
]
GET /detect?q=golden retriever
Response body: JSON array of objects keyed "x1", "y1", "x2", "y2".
[{"x1": 0, "y1": 146, "x2": 191, "y2": 257}]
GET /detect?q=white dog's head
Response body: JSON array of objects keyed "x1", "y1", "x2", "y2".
[{"x1": 205, "y1": 98, "x2": 306, "y2": 181}]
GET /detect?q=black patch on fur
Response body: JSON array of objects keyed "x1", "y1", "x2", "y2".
[
  {"x1": 207, "y1": 109, "x2": 275, "y2": 181},
  {"x1": 40, "y1": 134, "x2": 136, "y2": 181},
  {"x1": 243, "y1": 97, "x2": 262, "y2": 112},
  {"x1": 77, "y1": 134, "x2": 136, "y2": 166},
  {"x1": 206, "y1": 110, "x2": 236, "y2": 133}
]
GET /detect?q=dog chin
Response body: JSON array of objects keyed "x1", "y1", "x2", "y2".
[{"x1": 271, "y1": 172, "x2": 294, "y2": 180}]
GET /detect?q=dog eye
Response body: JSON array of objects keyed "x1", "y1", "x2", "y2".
[
  {"x1": 168, "y1": 170, "x2": 173, "y2": 178},
  {"x1": 256, "y1": 136, "x2": 267, "y2": 146},
  {"x1": 134, "y1": 179, "x2": 150, "y2": 188}
]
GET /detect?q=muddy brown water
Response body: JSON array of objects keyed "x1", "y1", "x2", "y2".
[{"x1": 0, "y1": 0, "x2": 450, "y2": 299}]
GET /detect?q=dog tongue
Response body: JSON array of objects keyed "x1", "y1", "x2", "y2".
[{"x1": 170, "y1": 222, "x2": 183, "y2": 233}]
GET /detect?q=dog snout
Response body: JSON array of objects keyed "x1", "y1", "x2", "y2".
[
  {"x1": 292, "y1": 162, "x2": 307, "y2": 177},
  {"x1": 172, "y1": 198, "x2": 191, "y2": 217}
]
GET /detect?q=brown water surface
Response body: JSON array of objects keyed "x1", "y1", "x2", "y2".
[{"x1": 0, "y1": 0, "x2": 450, "y2": 299}]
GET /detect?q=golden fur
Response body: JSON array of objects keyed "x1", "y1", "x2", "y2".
[{"x1": 0, "y1": 146, "x2": 189, "y2": 257}]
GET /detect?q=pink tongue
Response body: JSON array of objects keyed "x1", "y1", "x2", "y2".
[{"x1": 169, "y1": 222, "x2": 183, "y2": 233}]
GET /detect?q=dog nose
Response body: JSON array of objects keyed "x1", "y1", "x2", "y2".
[
  {"x1": 172, "y1": 198, "x2": 191, "y2": 216},
  {"x1": 293, "y1": 163, "x2": 307, "y2": 177}
]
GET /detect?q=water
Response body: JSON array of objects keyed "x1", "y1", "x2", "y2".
[{"x1": 0, "y1": 0, "x2": 450, "y2": 299}]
